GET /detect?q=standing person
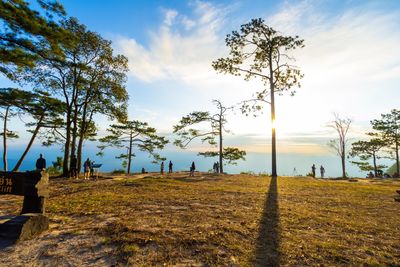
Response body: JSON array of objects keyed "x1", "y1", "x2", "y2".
[
  {"x1": 70, "y1": 154, "x2": 77, "y2": 179},
  {"x1": 160, "y1": 161, "x2": 164, "y2": 175},
  {"x1": 168, "y1": 160, "x2": 173, "y2": 173},
  {"x1": 216, "y1": 161, "x2": 220, "y2": 173},
  {"x1": 320, "y1": 165, "x2": 325, "y2": 178},
  {"x1": 213, "y1": 162, "x2": 217, "y2": 173},
  {"x1": 90, "y1": 160, "x2": 95, "y2": 178},
  {"x1": 311, "y1": 164, "x2": 316, "y2": 178},
  {"x1": 190, "y1": 161, "x2": 196, "y2": 177},
  {"x1": 35, "y1": 154, "x2": 46, "y2": 171},
  {"x1": 83, "y1": 158, "x2": 91, "y2": 179}
]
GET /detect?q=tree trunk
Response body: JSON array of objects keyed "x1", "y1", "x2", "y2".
[
  {"x1": 70, "y1": 106, "x2": 78, "y2": 161},
  {"x1": 219, "y1": 115, "x2": 223, "y2": 174},
  {"x1": 77, "y1": 101, "x2": 89, "y2": 174},
  {"x1": 13, "y1": 115, "x2": 44, "y2": 171},
  {"x1": 62, "y1": 109, "x2": 71, "y2": 176},
  {"x1": 269, "y1": 52, "x2": 277, "y2": 178},
  {"x1": 76, "y1": 130, "x2": 84, "y2": 175},
  {"x1": 2, "y1": 106, "x2": 9, "y2": 171},
  {"x1": 70, "y1": 57, "x2": 79, "y2": 163},
  {"x1": 127, "y1": 130, "x2": 133, "y2": 174},
  {"x1": 341, "y1": 142, "x2": 346, "y2": 178},
  {"x1": 271, "y1": 95, "x2": 277, "y2": 178},
  {"x1": 373, "y1": 152, "x2": 377, "y2": 177},
  {"x1": 396, "y1": 140, "x2": 399, "y2": 175}
]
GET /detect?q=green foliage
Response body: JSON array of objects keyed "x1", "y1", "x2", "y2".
[
  {"x1": 198, "y1": 147, "x2": 246, "y2": 165},
  {"x1": 47, "y1": 156, "x2": 63, "y2": 175},
  {"x1": 350, "y1": 138, "x2": 386, "y2": 173},
  {"x1": 98, "y1": 120, "x2": 168, "y2": 172},
  {"x1": 0, "y1": 130, "x2": 19, "y2": 140},
  {"x1": 371, "y1": 109, "x2": 400, "y2": 173},
  {"x1": 212, "y1": 18, "x2": 304, "y2": 114},
  {"x1": 350, "y1": 161, "x2": 385, "y2": 173},
  {"x1": 52, "y1": 156, "x2": 63, "y2": 169},
  {"x1": 0, "y1": 0, "x2": 67, "y2": 78},
  {"x1": 173, "y1": 111, "x2": 217, "y2": 148},
  {"x1": 173, "y1": 100, "x2": 244, "y2": 171}
]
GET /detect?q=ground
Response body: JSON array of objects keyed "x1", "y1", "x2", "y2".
[{"x1": 0, "y1": 173, "x2": 399, "y2": 266}]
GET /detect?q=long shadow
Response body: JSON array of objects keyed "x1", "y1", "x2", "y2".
[{"x1": 254, "y1": 176, "x2": 280, "y2": 266}]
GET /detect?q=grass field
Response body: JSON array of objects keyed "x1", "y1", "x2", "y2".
[{"x1": 1, "y1": 173, "x2": 400, "y2": 266}]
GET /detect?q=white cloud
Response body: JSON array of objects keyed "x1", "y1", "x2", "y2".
[
  {"x1": 115, "y1": 1, "x2": 227, "y2": 84},
  {"x1": 181, "y1": 16, "x2": 196, "y2": 30},
  {"x1": 162, "y1": 9, "x2": 178, "y2": 26},
  {"x1": 113, "y1": 0, "x2": 400, "y2": 141}
]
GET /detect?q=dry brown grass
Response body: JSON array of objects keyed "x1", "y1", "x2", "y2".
[{"x1": 1, "y1": 172, "x2": 400, "y2": 266}]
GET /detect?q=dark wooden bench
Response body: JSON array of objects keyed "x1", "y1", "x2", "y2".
[{"x1": 0, "y1": 170, "x2": 49, "y2": 244}]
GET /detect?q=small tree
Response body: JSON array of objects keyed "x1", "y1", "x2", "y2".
[
  {"x1": 98, "y1": 120, "x2": 168, "y2": 174},
  {"x1": 173, "y1": 100, "x2": 246, "y2": 173},
  {"x1": 212, "y1": 18, "x2": 304, "y2": 177},
  {"x1": 13, "y1": 91, "x2": 65, "y2": 171},
  {"x1": 371, "y1": 109, "x2": 400, "y2": 175},
  {"x1": 328, "y1": 114, "x2": 352, "y2": 178},
  {"x1": 0, "y1": 88, "x2": 28, "y2": 171},
  {"x1": 0, "y1": 88, "x2": 65, "y2": 171},
  {"x1": 350, "y1": 137, "x2": 386, "y2": 177}
]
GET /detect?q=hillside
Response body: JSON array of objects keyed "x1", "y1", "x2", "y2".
[{"x1": 1, "y1": 173, "x2": 400, "y2": 266}]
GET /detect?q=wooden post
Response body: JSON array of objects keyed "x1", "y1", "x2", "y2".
[
  {"x1": 0, "y1": 171, "x2": 49, "y2": 244},
  {"x1": 0, "y1": 170, "x2": 49, "y2": 214}
]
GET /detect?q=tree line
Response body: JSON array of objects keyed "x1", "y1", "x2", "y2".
[
  {"x1": 328, "y1": 110, "x2": 400, "y2": 178},
  {"x1": 1, "y1": 1, "x2": 261, "y2": 175},
  {"x1": 3, "y1": 1, "x2": 395, "y2": 178}
]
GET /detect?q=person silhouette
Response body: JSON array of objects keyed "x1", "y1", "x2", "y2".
[
  {"x1": 311, "y1": 164, "x2": 316, "y2": 178},
  {"x1": 320, "y1": 165, "x2": 325, "y2": 178},
  {"x1": 83, "y1": 158, "x2": 91, "y2": 179},
  {"x1": 35, "y1": 154, "x2": 46, "y2": 170},
  {"x1": 216, "y1": 161, "x2": 220, "y2": 173},
  {"x1": 90, "y1": 160, "x2": 95, "y2": 178},
  {"x1": 168, "y1": 161, "x2": 173, "y2": 173},
  {"x1": 190, "y1": 161, "x2": 196, "y2": 177},
  {"x1": 160, "y1": 161, "x2": 164, "y2": 175}
]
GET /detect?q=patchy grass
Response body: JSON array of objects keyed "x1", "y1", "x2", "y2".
[{"x1": 1, "y1": 173, "x2": 400, "y2": 266}]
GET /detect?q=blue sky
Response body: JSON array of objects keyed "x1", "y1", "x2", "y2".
[
  {"x1": 2, "y1": 0, "x2": 400, "y2": 175},
  {"x1": 58, "y1": 0, "x2": 400, "y2": 149}
]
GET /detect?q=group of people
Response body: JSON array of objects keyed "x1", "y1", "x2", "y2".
[
  {"x1": 311, "y1": 164, "x2": 325, "y2": 178},
  {"x1": 82, "y1": 158, "x2": 96, "y2": 179},
  {"x1": 159, "y1": 160, "x2": 174, "y2": 175},
  {"x1": 212, "y1": 162, "x2": 220, "y2": 173},
  {"x1": 158, "y1": 160, "x2": 196, "y2": 176},
  {"x1": 69, "y1": 155, "x2": 96, "y2": 179},
  {"x1": 36, "y1": 154, "x2": 96, "y2": 179}
]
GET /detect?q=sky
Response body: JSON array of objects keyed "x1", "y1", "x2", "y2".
[{"x1": 1, "y1": 0, "x2": 400, "y2": 176}]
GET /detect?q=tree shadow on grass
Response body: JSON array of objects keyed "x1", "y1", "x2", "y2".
[{"x1": 253, "y1": 176, "x2": 280, "y2": 266}]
